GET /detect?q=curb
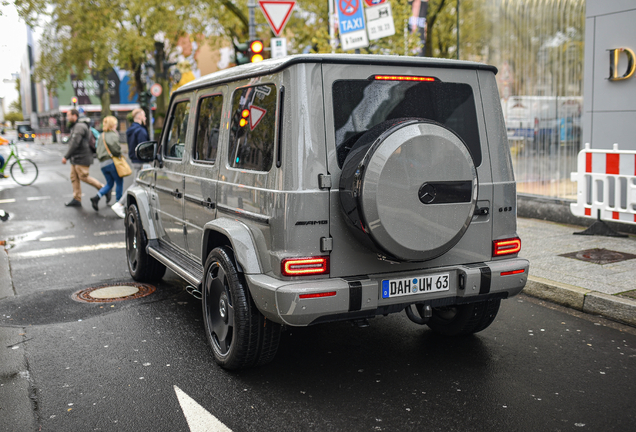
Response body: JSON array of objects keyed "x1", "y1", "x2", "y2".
[
  {"x1": 523, "y1": 276, "x2": 636, "y2": 327},
  {"x1": 0, "y1": 248, "x2": 14, "y2": 300}
]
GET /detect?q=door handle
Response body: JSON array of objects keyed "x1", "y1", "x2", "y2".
[
  {"x1": 173, "y1": 189, "x2": 183, "y2": 199},
  {"x1": 205, "y1": 198, "x2": 216, "y2": 209}
]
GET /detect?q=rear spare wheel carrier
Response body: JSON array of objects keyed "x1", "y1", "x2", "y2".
[{"x1": 339, "y1": 119, "x2": 478, "y2": 262}]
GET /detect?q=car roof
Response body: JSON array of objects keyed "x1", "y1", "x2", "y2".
[{"x1": 176, "y1": 54, "x2": 497, "y2": 95}]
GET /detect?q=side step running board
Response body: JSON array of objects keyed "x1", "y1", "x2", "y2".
[{"x1": 147, "y1": 240, "x2": 204, "y2": 288}]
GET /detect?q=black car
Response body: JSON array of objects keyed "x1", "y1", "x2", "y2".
[{"x1": 17, "y1": 124, "x2": 35, "y2": 141}]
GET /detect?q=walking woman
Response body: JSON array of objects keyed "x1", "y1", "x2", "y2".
[{"x1": 90, "y1": 116, "x2": 123, "y2": 211}]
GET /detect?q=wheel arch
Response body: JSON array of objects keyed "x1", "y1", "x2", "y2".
[
  {"x1": 202, "y1": 218, "x2": 264, "y2": 275},
  {"x1": 126, "y1": 186, "x2": 159, "y2": 240}
]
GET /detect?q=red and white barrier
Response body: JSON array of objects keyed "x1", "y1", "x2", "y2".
[{"x1": 570, "y1": 143, "x2": 636, "y2": 225}]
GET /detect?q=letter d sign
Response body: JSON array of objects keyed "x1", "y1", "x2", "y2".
[{"x1": 608, "y1": 48, "x2": 635, "y2": 81}]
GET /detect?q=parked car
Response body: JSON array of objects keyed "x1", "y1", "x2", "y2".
[
  {"x1": 16, "y1": 122, "x2": 35, "y2": 141},
  {"x1": 126, "y1": 54, "x2": 529, "y2": 370}
]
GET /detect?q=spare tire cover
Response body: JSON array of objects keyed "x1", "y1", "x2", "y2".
[{"x1": 339, "y1": 119, "x2": 478, "y2": 262}]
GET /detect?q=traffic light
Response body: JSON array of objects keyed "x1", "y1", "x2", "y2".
[
  {"x1": 71, "y1": 96, "x2": 77, "y2": 107},
  {"x1": 249, "y1": 40, "x2": 264, "y2": 63},
  {"x1": 234, "y1": 42, "x2": 250, "y2": 65},
  {"x1": 139, "y1": 91, "x2": 150, "y2": 108}
]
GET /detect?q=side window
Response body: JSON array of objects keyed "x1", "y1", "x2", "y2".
[
  {"x1": 194, "y1": 95, "x2": 223, "y2": 164},
  {"x1": 164, "y1": 100, "x2": 191, "y2": 159},
  {"x1": 228, "y1": 84, "x2": 276, "y2": 171}
]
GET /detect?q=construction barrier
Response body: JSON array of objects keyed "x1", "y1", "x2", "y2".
[{"x1": 570, "y1": 143, "x2": 636, "y2": 225}]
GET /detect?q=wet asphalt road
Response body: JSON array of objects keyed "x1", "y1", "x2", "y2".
[{"x1": 1, "y1": 141, "x2": 636, "y2": 432}]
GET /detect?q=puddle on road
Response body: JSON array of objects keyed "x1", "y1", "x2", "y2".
[{"x1": 1, "y1": 220, "x2": 74, "y2": 249}]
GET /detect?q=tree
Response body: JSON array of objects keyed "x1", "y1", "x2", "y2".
[{"x1": 5, "y1": 112, "x2": 24, "y2": 127}]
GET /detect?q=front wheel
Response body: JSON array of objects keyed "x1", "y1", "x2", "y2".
[
  {"x1": 10, "y1": 159, "x2": 38, "y2": 186},
  {"x1": 202, "y1": 247, "x2": 281, "y2": 370},
  {"x1": 426, "y1": 299, "x2": 501, "y2": 336},
  {"x1": 125, "y1": 203, "x2": 166, "y2": 281}
]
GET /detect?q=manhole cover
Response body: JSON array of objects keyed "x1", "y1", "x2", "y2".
[
  {"x1": 73, "y1": 282, "x2": 156, "y2": 303},
  {"x1": 560, "y1": 248, "x2": 636, "y2": 265}
]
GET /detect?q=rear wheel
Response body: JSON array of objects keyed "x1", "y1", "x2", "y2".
[
  {"x1": 426, "y1": 299, "x2": 501, "y2": 336},
  {"x1": 202, "y1": 247, "x2": 281, "y2": 370},
  {"x1": 10, "y1": 159, "x2": 38, "y2": 186},
  {"x1": 125, "y1": 203, "x2": 166, "y2": 281}
]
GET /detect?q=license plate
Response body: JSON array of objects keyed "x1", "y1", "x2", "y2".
[{"x1": 381, "y1": 273, "x2": 450, "y2": 299}]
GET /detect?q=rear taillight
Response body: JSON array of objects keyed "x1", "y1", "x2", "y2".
[
  {"x1": 493, "y1": 238, "x2": 521, "y2": 257},
  {"x1": 281, "y1": 256, "x2": 329, "y2": 276}
]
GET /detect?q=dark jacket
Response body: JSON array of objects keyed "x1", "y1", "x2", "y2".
[
  {"x1": 64, "y1": 121, "x2": 94, "y2": 166},
  {"x1": 126, "y1": 122, "x2": 149, "y2": 163}
]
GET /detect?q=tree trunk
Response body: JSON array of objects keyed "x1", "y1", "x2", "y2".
[
  {"x1": 426, "y1": 0, "x2": 448, "y2": 57},
  {"x1": 100, "y1": 70, "x2": 112, "y2": 120}
]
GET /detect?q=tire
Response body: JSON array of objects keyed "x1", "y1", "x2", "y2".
[
  {"x1": 339, "y1": 118, "x2": 477, "y2": 262},
  {"x1": 10, "y1": 159, "x2": 38, "y2": 186},
  {"x1": 202, "y1": 247, "x2": 281, "y2": 370},
  {"x1": 426, "y1": 299, "x2": 501, "y2": 336},
  {"x1": 125, "y1": 203, "x2": 166, "y2": 281}
]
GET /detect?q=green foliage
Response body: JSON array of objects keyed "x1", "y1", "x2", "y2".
[{"x1": 5, "y1": 111, "x2": 24, "y2": 126}]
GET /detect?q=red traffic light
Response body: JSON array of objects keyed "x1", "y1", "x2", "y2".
[
  {"x1": 249, "y1": 40, "x2": 264, "y2": 63},
  {"x1": 71, "y1": 96, "x2": 78, "y2": 105}
]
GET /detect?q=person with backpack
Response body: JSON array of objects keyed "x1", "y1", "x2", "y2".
[{"x1": 62, "y1": 109, "x2": 104, "y2": 207}]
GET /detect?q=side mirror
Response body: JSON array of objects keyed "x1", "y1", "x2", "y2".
[{"x1": 136, "y1": 141, "x2": 158, "y2": 162}]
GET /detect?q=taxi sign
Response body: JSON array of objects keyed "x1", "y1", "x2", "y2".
[{"x1": 337, "y1": 0, "x2": 369, "y2": 51}]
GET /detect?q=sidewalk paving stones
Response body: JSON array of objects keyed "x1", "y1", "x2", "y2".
[{"x1": 518, "y1": 217, "x2": 636, "y2": 327}]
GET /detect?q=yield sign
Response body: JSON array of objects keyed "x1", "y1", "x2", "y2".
[
  {"x1": 258, "y1": 0, "x2": 295, "y2": 36},
  {"x1": 249, "y1": 105, "x2": 267, "y2": 130}
]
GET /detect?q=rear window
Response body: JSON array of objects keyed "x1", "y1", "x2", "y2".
[
  {"x1": 332, "y1": 79, "x2": 482, "y2": 167},
  {"x1": 17, "y1": 125, "x2": 33, "y2": 133}
]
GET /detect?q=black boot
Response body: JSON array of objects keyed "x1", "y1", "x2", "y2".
[
  {"x1": 105, "y1": 190, "x2": 112, "y2": 204},
  {"x1": 90, "y1": 195, "x2": 100, "y2": 211}
]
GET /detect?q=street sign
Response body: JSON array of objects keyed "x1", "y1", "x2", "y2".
[
  {"x1": 249, "y1": 105, "x2": 267, "y2": 130},
  {"x1": 337, "y1": 0, "x2": 369, "y2": 51},
  {"x1": 259, "y1": 0, "x2": 295, "y2": 36},
  {"x1": 364, "y1": 0, "x2": 386, "y2": 6},
  {"x1": 150, "y1": 83, "x2": 162, "y2": 97},
  {"x1": 365, "y1": 2, "x2": 395, "y2": 41},
  {"x1": 271, "y1": 37, "x2": 288, "y2": 59}
]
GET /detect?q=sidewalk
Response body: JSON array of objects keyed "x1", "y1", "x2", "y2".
[{"x1": 518, "y1": 217, "x2": 636, "y2": 327}]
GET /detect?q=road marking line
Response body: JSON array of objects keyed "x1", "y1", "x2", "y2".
[
  {"x1": 94, "y1": 230, "x2": 125, "y2": 236},
  {"x1": 11, "y1": 242, "x2": 125, "y2": 259},
  {"x1": 39, "y1": 235, "x2": 76, "y2": 242},
  {"x1": 174, "y1": 386, "x2": 233, "y2": 432},
  {"x1": 0, "y1": 199, "x2": 16, "y2": 204},
  {"x1": 26, "y1": 196, "x2": 51, "y2": 201}
]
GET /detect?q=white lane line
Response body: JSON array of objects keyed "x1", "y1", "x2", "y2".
[
  {"x1": 0, "y1": 199, "x2": 16, "y2": 204},
  {"x1": 26, "y1": 196, "x2": 51, "y2": 201},
  {"x1": 94, "y1": 230, "x2": 125, "y2": 236},
  {"x1": 174, "y1": 386, "x2": 233, "y2": 432},
  {"x1": 39, "y1": 235, "x2": 76, "y2": 242},
  {"x1": 11, "y1": 242, "x2": 125, "y2": 259}
]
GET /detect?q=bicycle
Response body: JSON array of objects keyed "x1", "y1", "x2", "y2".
[{"x1": 0, "y1": 140, "x2": 39, "y2": 186}]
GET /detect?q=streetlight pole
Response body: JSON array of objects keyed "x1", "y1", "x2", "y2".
[{"x1": 248, "y1": 0, "x2": 256, "y2": 41}]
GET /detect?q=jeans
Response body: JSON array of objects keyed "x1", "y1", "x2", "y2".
[{"x1": 97, "y1": 162, "x2": 124, "y2": 201}]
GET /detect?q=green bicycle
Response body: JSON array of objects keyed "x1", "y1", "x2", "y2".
[{"x1": 0, "y1": 140, "x2": 39, "y2": 186}]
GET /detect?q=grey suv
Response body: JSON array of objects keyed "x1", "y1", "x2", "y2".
[{"x1": 127, "y1": 54, "x2": 528, "y2": 370}]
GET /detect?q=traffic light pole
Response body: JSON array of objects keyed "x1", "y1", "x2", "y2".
[{"x1": 248, "y1": 0, "x2": 256, "y2": 40}]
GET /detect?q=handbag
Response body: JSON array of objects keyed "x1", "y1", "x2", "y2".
[{"x1": 102, "y1": 134, "x2": 132, "y2": 177}]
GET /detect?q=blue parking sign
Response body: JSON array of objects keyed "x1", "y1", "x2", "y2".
[{"x1": 337, "y1": 0, "x2": 369, "y2": 50}]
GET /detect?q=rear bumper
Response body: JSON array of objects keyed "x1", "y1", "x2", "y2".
[{"x1": 246, "y1": 258, "x2": 529, "y2": 326}]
